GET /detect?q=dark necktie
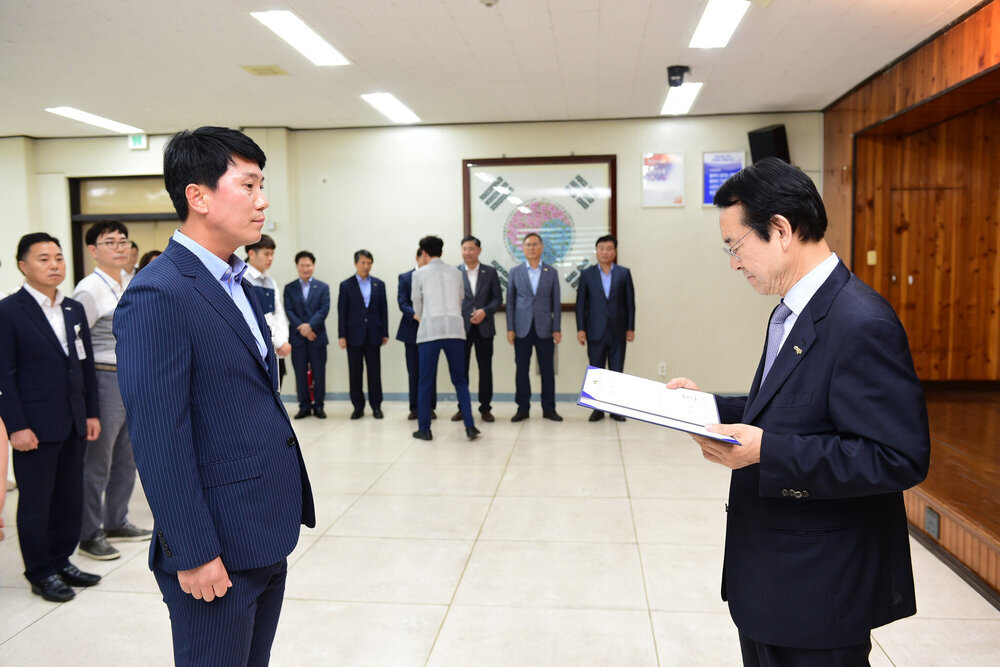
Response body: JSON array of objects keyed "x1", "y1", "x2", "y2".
[{"x1": 761, "y1": 300, "x2": 793, "y2": 384}]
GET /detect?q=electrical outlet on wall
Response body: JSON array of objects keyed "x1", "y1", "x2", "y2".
[{"x1": 657, "y1": 362, "x2": 667, "y2": 376}]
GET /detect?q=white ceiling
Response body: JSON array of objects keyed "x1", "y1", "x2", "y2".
[{"x1": 0, "y1": 0, "x2": 985, "y2": 138}]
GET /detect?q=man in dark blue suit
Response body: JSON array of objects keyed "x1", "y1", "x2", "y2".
[
  {"x1": 114, "y1": 127, "x2": 315, "y2": 666},
  {"x1": 283, "y1": 250, "x2": 331, "y2": 419},
  {"x1": 575, "y1": 234, "x2": 636, "y2": 422},
  {"x1": 507, "y1": 232, "x2": 562, "y2": 422},
  {"x1": 0, "y1": 233, "x2": 102, "y2": 602},
  {"x1": 669, "y1": 158, "x2": 930, "y2": 664},
  {"x1": 338, "y1": 250, "x2": 389, "y2": 419},
  {"x1": 454, "y1": 235, "x2": 503, "y2": 423},
  {"x1": 396, "y1": 248, "x2": 435, "y2": 420}
]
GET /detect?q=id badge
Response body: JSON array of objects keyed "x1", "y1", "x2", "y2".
[{"x1": 75, "y1": 337, "x2": 87, "y2": 360}]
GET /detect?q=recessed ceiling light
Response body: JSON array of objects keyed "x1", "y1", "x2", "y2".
[
  {"x1": 251, "y1": 11, "x2": 349, "y2": 66},
  {"x1": 361, "y1": 93, "x2": 420, "y2": 124},
  {"x1": 660, "y1": 83, "x2": 703, "y2": 115},
  {"x1": 689, "y1": 0, "x2": 751, "y2": 49},
  {"x1": 45, "y1": 107, "x2": 143, "y2": 134}
]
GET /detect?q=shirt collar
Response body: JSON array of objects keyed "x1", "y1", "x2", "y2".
[
  {"x1": 173, "y1": 230, "x2": 246, "y2": 283},
  {"x1": 94, "y1": 267, "x2": 125, "y2": 292},
  {"x1": 465, "y1": 262, "x2": 480, "y2": 273},
  {"x1": 23, "y1": 282, "x2": 63, "y2": 308},
  {"x1": 525, "y1": 260, "x2": 541, "y2": 271},
  {"x1": 356, "y1": 273, "x2": 371, "y2": 284},
  {"x1": 245, "y1": 264, "x2": 265, "y2": 281},
  {"x1": 600, "y1": 263, "x2": 616, "y2": 275},
  {"x1": 783, "y1": 252, "x2": 839, "y2": 317}
]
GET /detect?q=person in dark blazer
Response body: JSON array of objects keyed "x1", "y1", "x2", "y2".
[
  {"x1": 114, "y1": 127, "x2": 315, "y2": 666},
  {"x1": 575, "y1": 234, "x2": 636, "y2": 422},
  {"x1": 338, "y1": 249, "x2": 389, "y2": 419},
  {"x1": 396, "y1": 248, "x2": 435, "y2": 420},
  {"x1": 668, "y1": 158, "x2": 930, "y2": 664},
  {"x1": 283, "y1": 250, "x2": 331, "y2": 419},
  {"x1": 0, "y1": 233, "x2": 102, "y2": 603},
  {"x1": 453, "y1": 235, "x2": 503, "y2": 423},
  {"x1": 507, "y1": 232, "x2": 562, "y2": 422}
]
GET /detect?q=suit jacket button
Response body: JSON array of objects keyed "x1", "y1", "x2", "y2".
[
  {"x1": 287, "y1": 436, "x2": 296, "y2": 447},
  {"x1": 781, "y1": 489, "x2": 789, "y2": 497},
  {"x1": 793, "y1": 490, "x2": 803, "y2": 499},
  {"x1": 801, "y1": 490, "x2": 809, "y2": 498}
]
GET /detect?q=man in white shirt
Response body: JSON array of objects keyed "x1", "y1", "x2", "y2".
[
  {"x1": 0, "y1": 233, "x2": 102, "y2": 602},
  {"x1": 412, "y1": 236, "x2": 479, "y2": 441},
  {"x1": 245, "y1": 235, "x2": 292, "y2": 388},
  {"x1": 73, "y1": 222, "x2": 152, "y2": 562}
]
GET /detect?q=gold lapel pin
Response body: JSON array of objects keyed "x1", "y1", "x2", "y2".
[{"x1": 793, "y1": 345, "x2": 803, "y2": 355}]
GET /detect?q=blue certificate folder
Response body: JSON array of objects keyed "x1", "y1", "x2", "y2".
[{"x1": 577, "y1": 366, "x2": 740, "y2": 444}]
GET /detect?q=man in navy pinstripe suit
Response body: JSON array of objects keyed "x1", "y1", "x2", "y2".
[{"x1": 115, "y1": 127, "x2": 315, "y2": 666}]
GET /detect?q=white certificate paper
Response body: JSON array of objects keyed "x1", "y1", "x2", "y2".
[{"x1": 578, "y1": 366, "x2": 739, "y2": 444}]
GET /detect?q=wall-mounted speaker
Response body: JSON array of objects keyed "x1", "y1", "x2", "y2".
[{"x1": 748, "y1": 124, "x2": 790, "y2": 164}]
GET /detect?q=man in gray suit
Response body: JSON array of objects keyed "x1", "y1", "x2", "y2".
[
  {"x1": 507, "y1": 232, "x2": 562, "y2": 422},
  {"x1": 452, "y1": 235, "x2": 502, "y2": 423}
]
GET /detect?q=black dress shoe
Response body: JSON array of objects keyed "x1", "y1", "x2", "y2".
[
  {"x1": 314, "y1": 407, "x2": 327, "y2": 419},
  {"x1": 408, "y1": 410, "x2": 418, "y2": 420},
  {"x1": 431, "y1": 410, "x2": 437, "y2": 420},
  {"x1": 59, "y1": 564, "x2": 101, "y2": 587},
  {"x1": 589, "y1": 410, "x2": 605, "y2": 422},
  {"x1": 294, "y1": 407, "x2": 312, "y2": 419},
  {"x1": 611, "y1": 413, "x2": 626, "y2": 422},
  {"x1": 511, "y1": 411, "x2": 529, "y2": 422},
  {"x1": 372, "y1": 408, "x2": 384, "y2": 419},
  {"x1": 481, "y1": 410, "x2": 495, "y2": 423},
  {"x1": 412, "y1": 430, "x2": 433, "y2": 441},
  {"x1": 543, "y1": 410, "x2": 563, "y2": 422},
  {"x1": 351, "y1": 410, "x2": 363, "y2": 420},
  {"x1": 451, "y1": 410, "x2": 464, "y2": 422},
  {"x1": 466, "y1": 426, "x2": 481, "y2": 440},
  {"x1": 31, "y1": 574, "x2": 75, "y2": 602}
]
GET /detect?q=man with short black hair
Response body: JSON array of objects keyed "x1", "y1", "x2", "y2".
[
  {"x1": 0, "y1": 233, "x2": 102, "y2": 602},
  {"x1": 115, "y1": 126, "x2": 315, "y2": 665},
  {"x1": 338, "y1": 250, "x2": 389, "y2": 419},
  {"x1": 397, "y1": 248, "x2": 436, "y2": 420},
  {"x1": 668, "y1": 157, "x2": 930, "y2": 664},
  {"x1": 507, "y1": 232, "x2": 562, "y2": 421},
  {"x1": 411, "y1": 236, "x2": 479, "y2": 441},
  {"x1": 452, "y1": 235, "x2": 502, "y2": 423},
  {"x1": 284, "y1": 250, "x2": 331, "y2": 419},
  {"x1": 246, "y1": 235, "x2": 292, "y2": 388},
  {"x1": 576, "y1": 234, "x2": 635, "y2": 422},
  {"x1": 73, "y1": 221, "x2": 152, "y2": 562}
]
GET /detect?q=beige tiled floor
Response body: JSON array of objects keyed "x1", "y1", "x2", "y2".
[{"x1": 2, "y1": 400, "x2": 999, "y2": 665}]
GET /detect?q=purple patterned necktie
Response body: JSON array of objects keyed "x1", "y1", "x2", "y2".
[{"x1": 761, "y1": 300, "x2": 793, "y2": 384}]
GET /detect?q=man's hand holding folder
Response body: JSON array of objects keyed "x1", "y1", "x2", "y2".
[{"x1": 666, "y1": 376, "x2": 762, "y2": 469}]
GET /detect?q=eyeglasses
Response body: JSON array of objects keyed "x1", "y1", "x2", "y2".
[
  {"x1": 722, "y1": 228, "x2": 755, "y2": 262},
  {"x1": 96, "y1": 240, "x2": 131, "y2": 249}
]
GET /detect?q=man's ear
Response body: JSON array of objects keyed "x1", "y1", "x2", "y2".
[
  {"x1": 86, "y1": 245, "x2": 99, "y2": 261},
  {"x1": 186, "y1": 183, "x2": 208, "y2": 216},
  {"x1": 771, "y1": 215, "x2": 795, "y2": 250}
]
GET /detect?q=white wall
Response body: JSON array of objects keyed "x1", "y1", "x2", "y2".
[
  {"x1": 289, "y1": 113, "x2": 822, "y2": 396},
  {"x1": 0, "y1": 112, "x2": 822, "y2": 397}
]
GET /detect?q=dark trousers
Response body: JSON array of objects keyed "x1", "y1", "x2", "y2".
[
  {"x1": 155, "y1": 559, "x2": 288, "y2": 667},
  {"x1": 514, "y1": 326, "x2": 556, "y2": 413},
  {"x1": 460, "y1": 326, "x2": 494, "y2": 413},
  {"x1": 12, "y1": 433, "x2": 85, "y2": 584},
  {"x1": 587, "y1": 328, "x2": 626, "y2": 372},
  {"x1": 418, "y1": 338, "x2": 473, "y2": 432},
  {"x1": 291, "y1": 341, "x2": 327, "y2": 409},
  {"x1": 404, "y1": 342, "x2": 436, "y2": 412},
  {"x1": 739, "y1": 631, "x2": 872, "y2": 667},
  {"x1": 278, "y1": 357, "x2": 286, "y2": 390},
  {"x1": 347, "y1": 340, "x2": 382, "y2": 411}
]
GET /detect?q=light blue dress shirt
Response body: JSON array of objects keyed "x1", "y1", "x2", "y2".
[
  {"x1": 172, "y1": 230, "x2": 268, "y2": 360},
  {"x1": 600, "y1": 264, "x2": 615, "y2": 299},
  {"x1": 300, "y1": 278, "x2": 312, "y2": 303},
  {"x1": 526, "y1": 261, "x2": 542, "y2": 295},
  {"x1": 356, "y1": 274, "x2": 372, "y2": 307}
]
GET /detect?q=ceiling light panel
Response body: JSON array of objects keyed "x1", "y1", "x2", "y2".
[
  {"x1": 660, "y1": 83, "x2": 703, "y2": 115},
  {"x1": 689, "y1": 0, "x2": 751, "y2": 49},
  {"x1": 361, "y1": 93, "x2": 420, "y2": 124},
  {"x1": 45, "y1": 107, "x2": 143, "y2": 134},
  {"x1": 251, "y1": 11, "x2": 349, "y2": 66}
]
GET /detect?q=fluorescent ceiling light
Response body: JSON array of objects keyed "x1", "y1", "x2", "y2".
[
  {"x1": 361, "y1": 93, "x2": 420, "y2": 124},
  {"x1": 660, "y1": 83, "x2": 703, "y2": 115},
  {"x1": 45, "y1": 107, "x2": 143, "y2": 134},
  {"x1": 251, "y1": 11, "x2": 349, "y2": 66},
  {"x1": 689, "y1": 0, "x2": 751, "y2": 48}
]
